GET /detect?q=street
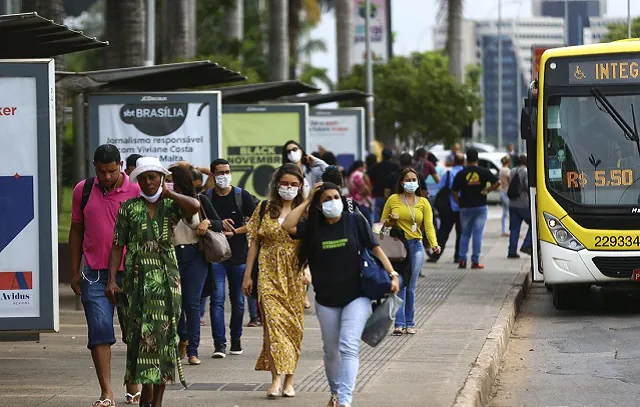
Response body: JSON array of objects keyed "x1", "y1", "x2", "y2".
[{"x1": 491, "y1": 283, "x2": 640, "y2": 407}]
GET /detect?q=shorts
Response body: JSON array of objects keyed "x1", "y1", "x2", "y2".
[{"x1": 80, "y1": 267, "x2": 124, "y2": 349}]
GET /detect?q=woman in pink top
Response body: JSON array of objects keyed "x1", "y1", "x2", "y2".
[{"x1": 346, "y1": 160, "x2": 373, "y2": 223}]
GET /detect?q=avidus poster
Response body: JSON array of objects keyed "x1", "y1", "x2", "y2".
[
  {"x1": 89, "y1": 92, "x2": 222, "y2": 168},
  {"x1": 222, "y1": 105, "x2": 308, "y2": 199},
  {"x1": 308, "y1": 108, "x2": 365, "y2": 169},
  {"x1": 0, "y1": 60, "x2": 58, "y2": 332}
]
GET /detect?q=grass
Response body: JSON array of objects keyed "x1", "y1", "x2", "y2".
[{"x1": 58, "y1": 186, "x2": 72, "y2": 244}]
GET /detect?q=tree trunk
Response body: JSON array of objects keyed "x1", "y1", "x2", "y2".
[
  {"x1": 446, "y1": 0, "x2": 464, "y2": 82},
  {"x1": 224, "y1": 0, "x2": 244, "y2": 58},
  {"x1": 162, "y1": 0, "x2": 195, "y2": 63},
  {"x1": 105, "y1": 0, "x2": 146, "y2": 68},
  {"x1": 269, "y1": 0, "x2": 289, "y2": 81},
  {"x1": 21, "y1": 0, "x2": 66, "y2": 215},
  {"x1": 287, "y1": 0, "x2": 302, "y2": 79},
  {"x1": 335, "y1": 0, "x2": 353, "y2": 80}
]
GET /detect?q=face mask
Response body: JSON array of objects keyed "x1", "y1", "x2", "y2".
[
  {"x1": 288, "y1": 149, "x2": 302, "y2": 164},
  {"x1": 140, "y1": 175, "x2": 164, "y2": 203},
  {"x1": 321, "y1": 198, "x2": 344, "y2": 219},
  {"x1": 278, "y1": 186, "x2": 299, "y2": 201},
  {"x1": 215, "y1": 174, "x2": 231, "y2": 189},
  {"x1": 403, "y1": 181, "x2": 419, "y2": 194}
]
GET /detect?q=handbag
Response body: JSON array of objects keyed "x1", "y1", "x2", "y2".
[
  {"x1": 198, "y1": 196, "x2": 232, "y2": 263},
  {"x1": 361, "y1": 294, "x2": 404, "y2": 347},
  {"x1": 372, "y1": 222, "x2": 407, "y2": 262},
  {"x1": 250, "y1": 201, "x2": 268, "y2": 299}
]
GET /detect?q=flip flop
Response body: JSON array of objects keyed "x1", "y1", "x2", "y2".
[
  {"x1": 125, "y1": 391, "x2": 141, "y2": 404},
  {"x1": 92, "y1": 399, "x2": 115, "y2": 407}
]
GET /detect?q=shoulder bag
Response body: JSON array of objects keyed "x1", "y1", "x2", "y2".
[
  {"x1": 198, "y1": 195, "x2": 232, "y2": 263},
  {"x1": 372, "y1": 222, "x2": 407, "y2": 262}
]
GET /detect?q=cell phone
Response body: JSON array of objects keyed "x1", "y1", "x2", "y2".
[{"x1": 165, "y1": 182, "x2": 174, "y2": 191}]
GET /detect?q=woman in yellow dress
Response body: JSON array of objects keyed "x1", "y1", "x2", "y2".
[{"x1": 242, "y1": 163, "x2": 307, "y2": 398}]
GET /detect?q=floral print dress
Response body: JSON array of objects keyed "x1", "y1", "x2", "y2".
[
  {"x1": 113, "y1": 197, "x2": 186, "y2": 387},
  {"x1": 247, "y1": 201, "x2": 305, "y2": 375}
]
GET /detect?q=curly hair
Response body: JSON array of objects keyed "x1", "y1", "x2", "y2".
[{"x1": 267, "y1": 163, "x2": 305, "y2": 218}]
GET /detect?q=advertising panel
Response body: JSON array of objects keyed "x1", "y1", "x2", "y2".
[
  {"x1": 0, "y1": 60, "x2": 58, "y2": 331},
  {"x1": 222, "y1": 105, "x2": 308, "y2": 199},
  {"x1": 353, "y1": 0, "x2": 389, "y2": 65},
  {"x1": 308, "y1": 108, "x2": 365, "y2": 169},
  {"x1": 89, "y1": 92, "x2": 222, "y2": 168}
]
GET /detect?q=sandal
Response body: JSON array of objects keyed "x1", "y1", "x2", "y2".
[
  {"x1": 404, "y1": 327, "x2": 417, "y2": 335},
  {"x1": 392, "y1": 327, "x2": 404, "y2": 336},
  {"x1": 92, "y1": 399, "x2": 114, "y2": 407},
  {"x1": 125, "y1": 391, "x2": 141, "y2": 404}
]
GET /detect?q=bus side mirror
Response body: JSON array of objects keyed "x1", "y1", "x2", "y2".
[{"x1": 520, "y1": 105, "x2": 537, "y2": 140}]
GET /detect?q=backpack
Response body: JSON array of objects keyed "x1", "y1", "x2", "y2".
[
  {"x1": 206, "y1": 186, "x2": 259, "y2": 226},
  {"x1": 81, "y1": 177, "x2": 96, "y2": 213},
  {"x1": 507, "y1": 169, "x2": 525, "y2": 200},
  {"x1": 433, "y1": 171, "x2": 452, "y2": 215}
]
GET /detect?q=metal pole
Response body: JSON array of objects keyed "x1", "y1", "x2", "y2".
[
  {"x1": 564, "y1": 0, "x2": 569, "y2": 46},
  {"x1": 145, "y1": 0, "x2": 156, "y2": 66},
  {"x1": 629, "y1": 0, "x2": 632, "y2": 39},
  {"x1": 365, "y1": 0, "x2": 375, "y2": 150},
  {"x1": 74, "y1": 93, "x2": 86, "y2": 183},
  {"x1": 4, "y1": 0, "x2": 12, "y2": 14},
  {"x1": 498, "y1": 0, "x2": 503, "y2": 150}
]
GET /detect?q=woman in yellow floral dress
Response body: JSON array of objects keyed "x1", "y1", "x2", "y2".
[{"x1": 243, "y1": 163, "x2": 306, "y2": 398}]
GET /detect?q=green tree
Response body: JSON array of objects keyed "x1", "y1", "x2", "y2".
[
  {"x1": 338, "y1": 51, "x2": 482, "y2": 146},
  {"x1": 603, "y1": 18, "x2": 640, "y2": 43}
]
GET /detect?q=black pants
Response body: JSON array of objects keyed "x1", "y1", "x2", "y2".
[{"x1": 432, "y1": 211, "x2": 461, "y2": 261}]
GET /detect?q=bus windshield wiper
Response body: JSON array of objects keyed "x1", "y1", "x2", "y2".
[{"x1": 591, "y1": 88, "x2": 640, "y2": 155}]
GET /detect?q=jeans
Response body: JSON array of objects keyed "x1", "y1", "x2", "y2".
[
  {"x1": 176, "y1": 244, "x2": 209, "y2": 357},
  {"x1": 247, "y1": 296, "x2": 259, "y2": 320},
  {"x1": 210, "y1": 262, "x2": 246, "y2": 347},
  {"x1": 200, "y1": 297, "x2": 207, "y2": 320},
  {"x1": 458, "y1": 206, "x2": 489, "y2": 264},
  {"x1": 509, "y1": 207, "x2": 532, "y2": 255},
  {"x1": 433, "y1": 210, "x2": 460, "y2": 261},
  {"x1": 500, "y1": 191, "x2": 509, "y2": 235},
  {"x1": 373, "y1": 197, "x2": 386, "y2": 223},
  {"x1": 81, "y1": 267, "x2": 123, "y2": 349},
  {"x1": 395, "y1": 239, "x2": 425, "y2": 328},
  {"x1": 315, "y1": 297, "x2": 371, "y2": 406}
]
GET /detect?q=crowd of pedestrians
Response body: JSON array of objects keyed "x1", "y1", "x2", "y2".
[{"x1": 70, "y1": 141, "x2": 531, "y2": 407}]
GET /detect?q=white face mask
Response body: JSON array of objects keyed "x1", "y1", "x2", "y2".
[
  {"x1": 288, "y1": 149, "x2": 302, "y2": 164},
  {"x1": 215, "y1": 174, "x2": 232, "y2": 189},
  {"x1": 278, "y1": 186, "x2": 299, "y2": 201},
  {"x1": 140, "y1": 176, "x2": 164, "y2": 203},
  {"x1": 321, "y1": 198, "x2": 344, "y2": 219}
]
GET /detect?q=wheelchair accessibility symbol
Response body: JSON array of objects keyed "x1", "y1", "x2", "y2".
[{"x1": 574, "y1": 65, "x2": 586, "y2": 80}]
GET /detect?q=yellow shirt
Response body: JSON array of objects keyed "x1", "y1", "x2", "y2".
[{"x1": 381, "y1": 194, "x2": 438, "y2": 246}]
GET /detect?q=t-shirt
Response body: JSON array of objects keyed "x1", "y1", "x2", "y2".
[
  {"x1": 380, "y1": 194, "x2": 438, "y2": 245},
  {"x1": 451, "y1": 165, "x2": 499, "y2": 208},
  {"x1": 508, "y1": 167, "x2": 529, "y2": 209},
  {"x1": 296, "y1": 213, "x2": 377, "y2": 307},
  {"x1": 207, "y1": 187, "x2": 257, "y2": 265},
  {"x1": 369, "y1": 160, "x2": 400, "y2": 198}
]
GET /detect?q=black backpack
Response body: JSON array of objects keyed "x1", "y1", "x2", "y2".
[
  {"x1": 434, "y1": 171, "x2": 452, "y2": 215},
  {"x1": 81, "y1": 177, "x2": 96, "y2": 212},
  {"x1": 507, "y1": 169, "x2": 525, "y2": 200}
]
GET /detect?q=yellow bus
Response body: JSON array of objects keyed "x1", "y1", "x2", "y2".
[{"x1": 521, "y1": 39, "x2": 640, "y2": 309}]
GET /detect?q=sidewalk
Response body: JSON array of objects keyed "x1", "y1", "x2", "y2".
[{"x1": 0, "y1": 207, "x2": 529, "y2": 407}]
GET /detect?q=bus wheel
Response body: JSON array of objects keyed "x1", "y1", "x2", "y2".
[{"x1": 552, "y1": 285, "x2": 573, "y2": 310}]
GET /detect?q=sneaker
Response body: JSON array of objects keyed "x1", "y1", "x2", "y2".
[
  {"x1": 471, "y1": 262, "x2": 484, "y2": 269},
  {"x1": 458, "y1": 260, "x2": 467, "y2": 269},
  {"x1": 247, "y1": 318, "x2": 261, "y2": 327},
  {"x1": 426, "y1": 257, "x2": 438, "y2": 263},
  {"x1": 520, "y1": 247, "x2": 532, "y2": 256},
  {"x1": 212, "y1": 346, "x2": 226, "y2": 358},
  {"x1": 507, "y1": 253, "x2": 521, "y2": 259},
  {"x1": 230, "y1": 340, "x2": 243, "y2": 355}
]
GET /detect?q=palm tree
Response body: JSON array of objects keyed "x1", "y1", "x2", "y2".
[
  {"x1": 269, "y1": 0, "x2": 289, "y2": 81},
  {"x1": 224, "y1": 0, "x2": 244, "y2": 57},
  {"x1": 439, "y1": 0, "x2": 464, "y2": 82},
  {"x1": 288, "y1": 0, "x2": 303, "y2": 78},
  {"x1": 335, "y1": 0, "x2": 353, "y2": 80},
  {"x1": 162, "y1": 0, "x2": 196, "y2": 62},
  {"x1": 105, "y1": 0, "x2": 146, "y2": 68}
]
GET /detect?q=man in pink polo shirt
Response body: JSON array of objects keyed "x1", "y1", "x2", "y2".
[{"x1": 69, "y1": 144, "x2": 141, "y2": 407}]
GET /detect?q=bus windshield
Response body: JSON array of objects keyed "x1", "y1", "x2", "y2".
[{"x1": 546, "y1": 93, "x2": 640, "y2": 206}]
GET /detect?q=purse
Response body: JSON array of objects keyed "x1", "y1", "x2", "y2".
[
  {"x1": 372, "y1": 222, "x2": 408, "y2": 262},
  {"x1": 198, "y1": 196, "x2": 232, "y2": 263}
]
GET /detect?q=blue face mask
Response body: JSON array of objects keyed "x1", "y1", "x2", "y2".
[{"x1": 403, "y1": 181, "x2": 419, "y2": 193}]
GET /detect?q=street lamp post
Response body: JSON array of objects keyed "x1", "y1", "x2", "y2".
[
  {"x1": 629, "y1": 0, "x2": 632, "y2": 39},
  {"x1": 365, "y1": 0, "x2": 375, "y2": 150},
  {"x1": 145, "y1": 0, "x2": 155, "y2": 66},
  {"x1": 498, "y1": 0, "x2": 503, "y2": 150}
]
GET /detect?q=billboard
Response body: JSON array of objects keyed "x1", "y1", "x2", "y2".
[
  {"x1": 0, "y1": 60, "x2": 58, "y2": 332},
  {"x1": 222, "y1": 105, "x2": 308, "y2": 199},
  {"x1": 308, "y1": 108, "x2": 365, "y2": 169},
  {"x1": 89, "y1": 92, "x2": 222, "y2": 168},
  {"x1": 353, "y1": 0, "x2": 389, "y2": 65}
]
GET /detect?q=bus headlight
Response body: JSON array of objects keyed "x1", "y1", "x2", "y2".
[{"x1": 543, "y1": 212, "x2": 584, "y2": 251}]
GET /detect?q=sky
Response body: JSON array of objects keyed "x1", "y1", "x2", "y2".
[{"x1": 310, "y1": 0, "x2": 640, "y2": 86}]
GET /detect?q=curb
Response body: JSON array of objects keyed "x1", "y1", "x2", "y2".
[{"x1": 452, "y1": 264, "x2": 532, "y2": 407}]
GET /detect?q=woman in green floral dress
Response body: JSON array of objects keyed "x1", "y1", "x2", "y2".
[{"x1": 106, "y1": 157, "x2": 200, "y2": 407}]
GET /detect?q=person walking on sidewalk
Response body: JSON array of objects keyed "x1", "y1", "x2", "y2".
[
  {"x1": 499, "y1": 155, "x2": 511, "y2": 237},
  {"x1": 106, "y1": 157, "x2": 201, "y2": 407},
  {"x1": 382, "y1": 168, "x2": 440, "y2": 336},
  {"x1": 428, "y1": 153, "x2": 464, "y2": 264},
  {"x1": 69, "y1": 144, "x2": 141, "y2": 407},
  {"x1": 242, "y1": 164, "x2": 306, "y2": 398},
  {"x1": 507, "y1": 155, "x2": 533, "y2": 258},
  {"x1": 205, "y1": 159, "x2": 258, "y2": 358},
  {"x1": 170, "y1": 166, "x2": 223, "y2": 366},
  {"x1": 282, "y1": 182, "x2": 400, "y2": 407},
  {"x1": 368, "y1": 148, "x2": 400, "y2": 222},
  {"x1": 452, "y1": 148, "x2": 501, "y2": 269},
  {"x1": 282, "y1": 139, "x2": 329, "y2": 198}
]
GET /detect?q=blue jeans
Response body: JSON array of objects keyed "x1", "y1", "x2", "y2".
[
  {"x1": 200, "y1": 297, "x2": 207, "y2": 320},
  {"x1": 395, "y1": 239, "x2": 425, "y2": 328},
  {"x1": 80, "y1": 267, "x2": 123, "y2": 349},
  {"x1": 315, "y1": 297, "x2": 371, "y2": 406},
  {"x1": 373, "y1": 197, "x2": 386, "y2": 223},
  {"x1": 500, "y1": 191, "x2": 509, "y2": 235},
  {"x1": 247, "y1": 296, "x2": 259, "y2": 320},
  {"x1": 176, "y1": 244, "x2": 209, "y2": 357},
  {"x1": 509, "y1": 207, "x2": 532, "y2": 255},
  {"x1": 458, "y1": 206, "x2": 489, "y2": 264},
  {"x1": 210, "y1": 262, "x2": 246, "y2": 347}
]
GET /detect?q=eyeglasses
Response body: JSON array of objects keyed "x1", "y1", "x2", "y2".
[
  {"x1": 285, "y1": 147, "x2": 300, "y2": 154},
  {"x1": 279, "y1": 181, "x2": 301, "y2": 188}
]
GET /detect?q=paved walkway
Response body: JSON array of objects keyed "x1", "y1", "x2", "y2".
[{"x1": 0, "y1": 207, "x2": 528, "y2": 407}]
